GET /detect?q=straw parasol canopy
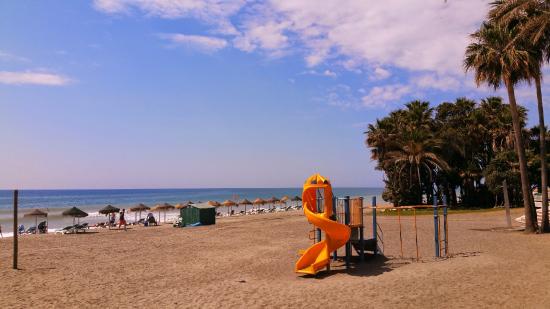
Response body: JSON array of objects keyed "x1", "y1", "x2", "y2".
[
  {"x1": 24, "y1": 209, "x2": 48, "y2": 233},
  {"x1": 222, "y1": 200, "x2": 236, "y2": 206},
  {"x1": 175, "y1": 202, "x2": 189, "y2": 209},
  {"x1": 62, "y1": 207, "x2": 88, "y2": 225},
  {"x1": 239, "y1": 199, "x2": 252, "y2": 213},
  {"x1": 130, "y1": 203, "x2": 150, "y2": 212},
  {"x1": 266, "y1": 196, "x2": 280, "y2": 209},
  {"x1": 281, "y1": 195, "x2": 290, "y2": 202},
  {"x1": 24, "y1": 209, "x2": 48, "y2": 217},
  {"x1": 208, "y1": 200, "x2": 221, "y2": 207},
  {"x1": 130, "y1": 203, "x2": 150, "y2": 221},
  {"x1": 222, "y1": 200, "x2": 236, "y2": 215},
  {"x1": 99, "y1": 205, "x2": 120, "y2": 215},
  {"x1": 152, "y1": 203, "x2": 175, "y2": 223},
  {"x1": 253, "y1": 198, "x2": 266, "y2": 210},
  {"x1": 291, "y1": 195, "x2": 302, "y2": 207}
]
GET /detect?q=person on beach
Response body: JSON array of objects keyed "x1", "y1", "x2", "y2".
[
  {"x1": 119, "y1": 209, "x2": 127, "y2": 231},
  {"x1": 110, "y1": 212, "x2": 116, "y2": 227}
]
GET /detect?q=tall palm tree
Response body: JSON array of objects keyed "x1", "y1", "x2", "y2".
[
  {"x1": 490, "y1": 0, "x2": 549, "y2": 232},
  {"x1": 464, "y1": 21, "x2": 539, "y2": 232}
]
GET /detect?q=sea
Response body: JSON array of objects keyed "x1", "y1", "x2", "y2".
[{"x1": 0, "y1": 188, "x2": 383, "y2": 235}]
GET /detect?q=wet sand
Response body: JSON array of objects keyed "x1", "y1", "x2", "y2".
[{"x1": 1, "y1": 208, "x2": 549, "y2": 308}]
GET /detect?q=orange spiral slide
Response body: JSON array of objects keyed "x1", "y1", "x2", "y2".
[{"x1": 295, "y1": 174, "x2": 351, "y2": 275}]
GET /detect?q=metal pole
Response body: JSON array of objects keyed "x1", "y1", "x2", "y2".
[
  {"x1": 433, "y1": 192, "x2": 440, "y2": 258},
  {"x1": 398, "y1": 207, "x2": 403, "y2": 258},
  {"x1": 332, "y1": 196, "x2": 338, "y2": 262},
  {"x1": 443, "y1": 195, "x2": 448, "y2": 257},
  {"x1": 344, "y1": 196, "x2": 351, "y2": 268},
  {"x1": 13, "y1": 190, "x2": 19, "y2": 270},
  {"x1": 414, "y1": 208, "x2": 419, "y2": 261},
  {"x1": 316, "y1": 194, "x2": 321, "y2": 243},
  {"x1": 372, "y1": 196, "x2": 377, "y2": 255}
]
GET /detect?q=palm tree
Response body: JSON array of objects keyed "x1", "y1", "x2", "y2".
[
  {"x1": 464, "y1": 21, "x2": 539, "y2": 232},
  {"x1": 382, "y1": 130, "x2": 450, "y2": 203},
  {"x1": 489, "y1": 0, "x2": 549, "y2": 232}
]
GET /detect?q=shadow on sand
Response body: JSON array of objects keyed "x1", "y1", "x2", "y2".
[{"x1": 300, "y1": 254, "x2": 399, "y2": 279}]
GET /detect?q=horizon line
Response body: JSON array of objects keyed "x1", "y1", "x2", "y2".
[{"x1": 0, "y1": 186, "x2": 384, "y2": 191}]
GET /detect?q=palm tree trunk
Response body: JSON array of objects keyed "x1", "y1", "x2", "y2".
[
  {"x1": 506, "y1": 79, "x2": 538, "y2": 233},
  {"x1": 536, "y1": 77, "x2": 549, "y2": 232}
]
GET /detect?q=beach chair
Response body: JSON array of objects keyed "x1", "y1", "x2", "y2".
[
  {"x1": 18, "y1": 225, "x2": 25, "y2": 234},
  {"x1": 74, "y1": 223, "x2": 89, "y2": 233},
  {"x1": 55, "y1": 225, "x2": 76, "y2": 234},
  {"x1": 26, "y1": 226, "x2": 37, "y2": 234}
]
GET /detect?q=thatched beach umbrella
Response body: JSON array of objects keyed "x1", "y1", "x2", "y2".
[
  {"x1": 208, "y1": 200, "x2": 221, "y2": 207},
  {"x1": 24, "y1": 209, "x2": 48, "y2": 234},
  {"x1": 152, "y1": 203, "x2": 174, "y2": 223},
  {"x1": 99, "y1": 205, "x2": 120, "y2": 215},
  {"x1": 238, "y1": 199, "x2": 252, "y2": 213},
  {"x1": 266, "y1": 197, "x2": 280, "y2": 210},
  {"x1": 291, "y1": 196, "x2": 302, "y2": 207},
  {"x1": 222, "y1": 200, "x2": 236, "y2": 215},
  {"x1": 253, "y1": 198, "x2": 266, "y2": 210},
  {"x1": 62, "y1": 207, "x2": 88, "y2": 225},
  {"x1": 175, "y1": 203, "x2": 188, "y2": 209},
  {"x1": 130, "y1": 203, "x2": 150, "y2": 221},
  {"x1": 281, "y1": 196, "x2": 290, "y2": 202}
]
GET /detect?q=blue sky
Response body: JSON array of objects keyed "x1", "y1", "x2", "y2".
[{"x1": 1, "y1": 0, "x2": 549, "y2": 189}]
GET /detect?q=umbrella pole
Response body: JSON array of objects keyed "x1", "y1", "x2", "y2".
[{"x1": 35, "y1": 217, "x2": 37, "y2": 234}]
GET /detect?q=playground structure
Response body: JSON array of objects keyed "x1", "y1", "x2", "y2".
[{"x1": 295, "y1": 173, "x2": 449, "y2": 276}]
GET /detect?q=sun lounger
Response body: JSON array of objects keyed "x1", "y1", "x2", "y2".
[
  {"x1": 25, "y1": 226, "x2": 37, "y2": 234},
  {"x1": 55, "y1": 225, "x2": 76, "y2": 234}
]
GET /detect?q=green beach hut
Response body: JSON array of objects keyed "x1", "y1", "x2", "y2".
[{"x1": 179, "y1": 204, "x2": 216, "y2": 227}]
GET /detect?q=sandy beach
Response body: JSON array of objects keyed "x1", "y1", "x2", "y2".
[{"x1": 0, "y1": 208, "x2": 549, "y2": 308}]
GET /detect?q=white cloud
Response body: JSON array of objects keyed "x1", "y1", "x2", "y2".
[
  {"x1": 413, "y1": 73, "x2": 461, "y2": 91},
  {"x1": 0, "y1": 51, "x2": 29, "y2": 63},
  {"x1": 158, "y1": 33, "x2": 227, "y2": 52},
  {"x1": 301, "y1": 69, "x2": 337, "y2": 77},
  {"x1": 93, "y1": 0, "x2": 245, "y2": 35},
  {"x1": 372, "y1": 67, "x2": 391, "y2": 80},
  {"x1": 361, "y1": 84, "x2": 411, "y2": 108},
  {"x1": 94, "y1": 1, "x2": 488, "y2": 77},
  {"x1": 0, "y1": 71, "x2": 72, "y2": 86},
  {"x1": 323, "y1": 70, "x2": 336, "y2": 77},
  {"x1": 326, "y1": 84, "x2": 357, "y2": 108},
  {"x1": 233, "y1": 20, "x2": 291, "y2": 57}
]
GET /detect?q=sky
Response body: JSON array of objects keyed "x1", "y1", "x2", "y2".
[{"x1": 1, "y1": 0, "x2": 550, "y2": 189}]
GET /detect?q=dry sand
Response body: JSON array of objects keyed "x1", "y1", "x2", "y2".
[{"x1": 1, "y1": 208, "x2": 550, "y2": 308}]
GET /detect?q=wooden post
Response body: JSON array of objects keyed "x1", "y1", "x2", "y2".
[
  {"x1": 397, "y1": 208, "x2": 403, "y2": 258},
  {"x1": 13, "y1": 190, "x2": 18, "y2": 269},
  {"x1": 414, "y1": 208, "x2": 419, "y2": 261},
  {"x1": 503, "y1": 179, "x2": 512, "y2": 228}
]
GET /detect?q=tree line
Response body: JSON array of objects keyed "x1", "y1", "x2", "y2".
[
  {"x1": 367, "y1": 0, "x2": 550, "y2": 233},
  {"x1": 365, "y1": 97, "x2": 548, "y2": 211}
]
